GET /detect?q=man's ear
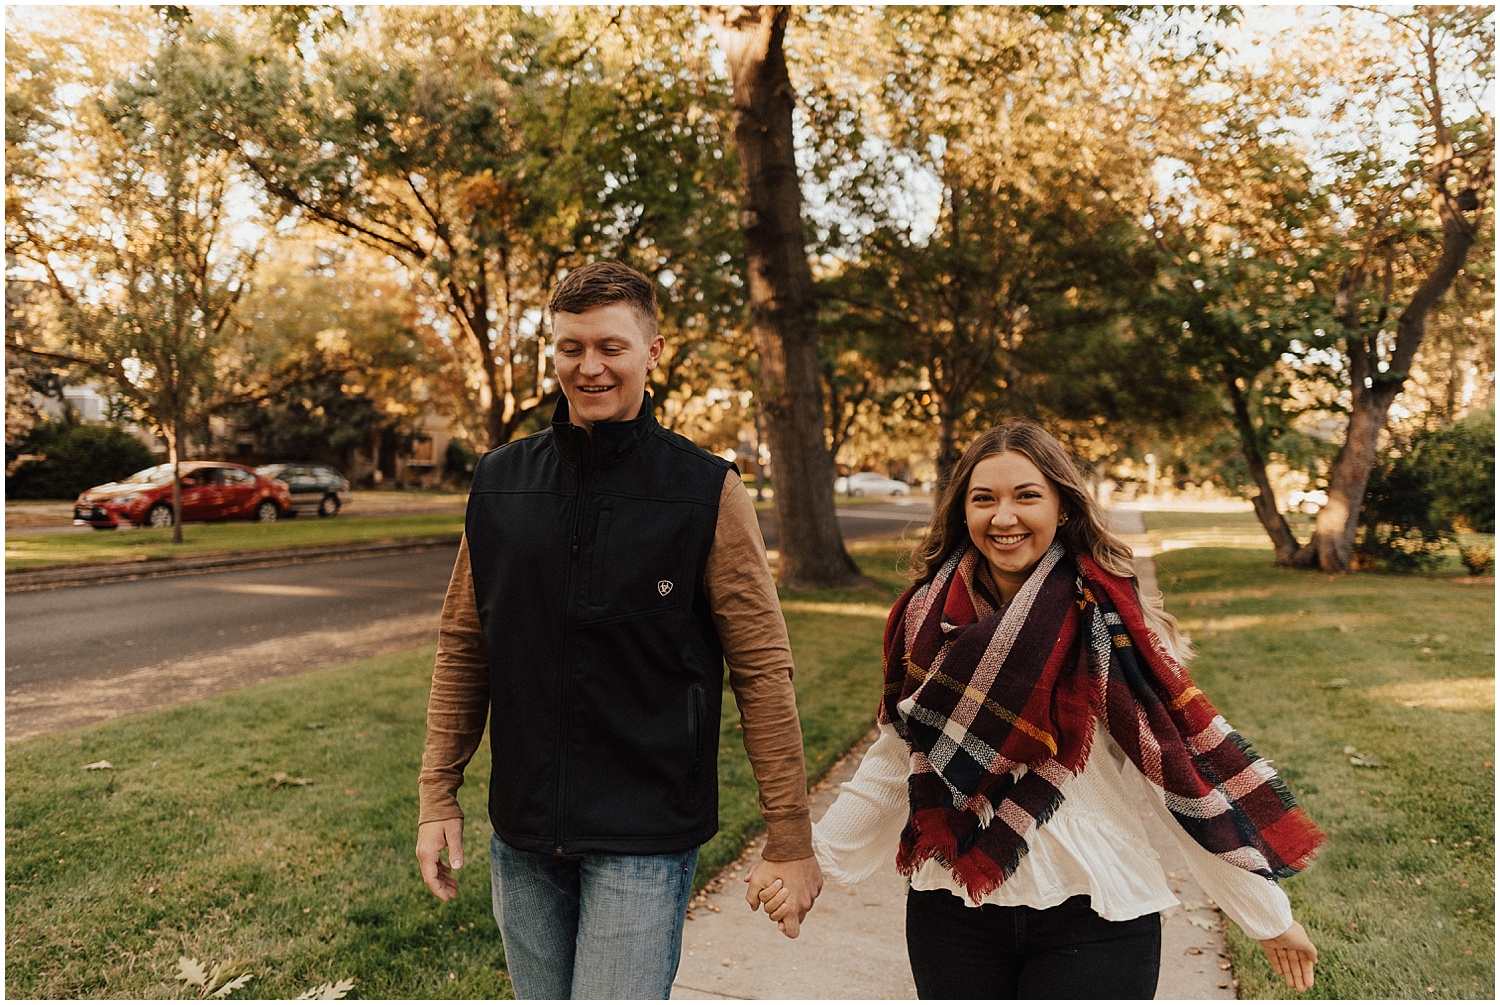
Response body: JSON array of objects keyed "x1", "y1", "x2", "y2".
[{"x1": 648, "y1": 334, "x2": 665, "y2": 368}]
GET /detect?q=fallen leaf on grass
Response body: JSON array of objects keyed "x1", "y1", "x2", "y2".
[
  {"x1": 176, "y1": 957, "x2": 209, "y2": 988},
  {"x1": 270, "y1": 772, "x2": 314, "y2": 790},
  {"x1": 1316, "y1": 678, "x2": 1351, "y2": 689},
  {"x1": 81, "y1": 760, "x2": 114, "y2": 770},
  {"x1": 1343, "y1": 745, "x2": 1384, "y2": 768},
  {"x1": 296, "y1": 978, "x2": 355, "y2": 1000},
  {"x1": 211, "y1": 974, "x2": 253, "y2": 999},
  {"x1": 174, "y1": 957, "x2": 254, "y2": 999}
]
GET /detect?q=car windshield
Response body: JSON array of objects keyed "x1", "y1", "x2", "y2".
[{"x1": 118, "y1": 464, "x2": 175, "y2": 485}]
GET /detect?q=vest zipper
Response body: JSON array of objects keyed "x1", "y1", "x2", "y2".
[{"x1": 555, "y1": 430, "x2": 590, "y2": 854}]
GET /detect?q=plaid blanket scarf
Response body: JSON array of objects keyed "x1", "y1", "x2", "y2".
[{"x1": 879, "y1": 541, "x2": 1324, "y2": 901}]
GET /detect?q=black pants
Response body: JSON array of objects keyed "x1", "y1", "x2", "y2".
[{"x1": 905, "y1": 889, "x2": 1161, "y2": 1000}]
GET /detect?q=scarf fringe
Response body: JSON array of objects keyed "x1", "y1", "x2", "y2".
[{"x1": 895, "y1": 788, "x2": 1069, "y2": 903}]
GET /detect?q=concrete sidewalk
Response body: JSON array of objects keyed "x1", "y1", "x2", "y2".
[{"x1": 671, "y1": 509, "x2": 1240, "y2": 1001}]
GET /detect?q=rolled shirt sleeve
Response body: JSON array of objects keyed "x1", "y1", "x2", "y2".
[
  {"x1": 703, "y1": 470, "x2": 814, "y2": 861},
  {"x1": 417, "y1": 535, "x2": 491, "y2": 825}
]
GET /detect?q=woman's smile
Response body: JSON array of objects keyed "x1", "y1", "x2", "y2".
[{"x1": 964, "y1": 451, "x2": 1063, "y2": 603}]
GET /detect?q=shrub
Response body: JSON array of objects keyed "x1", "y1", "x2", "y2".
[
  {"x1": 1459, "y1": 544, "x2": 1494, "y2": 576},
  {"x1": 1353, "y1": 447, "x2": 1454, "y2": 573},
  {"x1": 5, "y1": 419, "x2": 160, "y2": 500},
  {"x1": 443, "y1": 438, "x2": 478, "y2": 486},
  {"x1": 1421, "y1": 408, "x2": 1495, "y2": 533}
]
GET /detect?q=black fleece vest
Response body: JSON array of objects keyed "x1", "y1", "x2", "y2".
[{"x1": 467, "y1": 396, "x2": 734, "y2": 855}]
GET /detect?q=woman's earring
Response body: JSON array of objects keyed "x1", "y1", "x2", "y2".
[{"x1": 1059, "y1": 513, "x2": 1069, "y2": 526}]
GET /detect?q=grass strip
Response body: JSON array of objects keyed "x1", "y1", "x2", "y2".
[
  {"x1": 1144, "y1": 518, "x2": 1494, "y2": 999},
  {"x1": 3, "y1": 541, "x2": 909, "y2": 999},
  {"x1": 4, "y1": 514, "x2": 465, "y2": 573}
]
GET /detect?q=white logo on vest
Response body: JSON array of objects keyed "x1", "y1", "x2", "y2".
[{"x1": 657, "y1": 580, "x2": 674, "y2": 597}]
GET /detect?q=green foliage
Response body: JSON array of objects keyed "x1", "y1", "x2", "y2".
[
  {"x1": 443, "y1": 439, "x2": 478, "y2": 485},
  {"x1": 1354, "y1": 410, "x2": 1495, "y2": 571},
  {"x1": 1354, "y1": 448, "x2": 1456, "y2": 573},
  {"x1": 5, "y1": 418, "x2": 159, "y2": 500},
  {"x1": 1419, "y1": 408, "x2": 1495, "y2": 534},
  {"x1": 204, "y1": 5, "x2": 742, "y2": 447}
]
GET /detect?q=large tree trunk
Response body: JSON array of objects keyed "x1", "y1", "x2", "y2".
[
  {"x1": 707, "y1": 4, "x2": 861, "y2": 588},
  {"x1": 934, "y1": 393, "x2": 963, "y2": 497},
  {"x1": 1291, "y1": 98, "x2": 1487, "y2": 571},
  {"x1": 1224, "y1": 375, "x2": 1299, "y2": 564}
]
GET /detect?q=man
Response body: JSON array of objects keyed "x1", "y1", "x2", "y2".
[{"x1": 415, "y1": 261, "x2": 822, "y2": 999}]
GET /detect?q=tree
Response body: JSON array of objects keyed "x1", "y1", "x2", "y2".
[
  {"x1": 705, "y1": 4, "x2": 861, "y2": 589},
  {"x1": 6, "y1": 10, "x2": 260, "y2": 542},
  {"x1": 1149, "y1": 6, "x2": 1494, "y2": 570},
  {"x1": 801, "y1": 6, "x2": 1215, "y2": 486},
  {"x1": 208, "y1": 6, "x2": 743, "y2": 450},
  {"x1": 225, "y1": 238, "x2": 468, "y2": 472}
]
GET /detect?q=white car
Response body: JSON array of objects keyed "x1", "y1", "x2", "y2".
[{"x1": 835, "y1": 472, "x2": 910, "y2": 497}]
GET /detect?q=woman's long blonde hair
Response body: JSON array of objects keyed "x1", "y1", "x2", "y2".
[{"x1": 909, "y1": 420, "x2": 1194, "y2": 663}]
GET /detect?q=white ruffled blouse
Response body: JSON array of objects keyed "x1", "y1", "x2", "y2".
[{"x1": 812, "y1": 721, "x2": 1294, "y2": 941}]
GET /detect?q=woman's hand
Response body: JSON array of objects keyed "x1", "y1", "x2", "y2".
[{"x1": 1258, "y1": 920, "x2": 1316, "y2": 992}]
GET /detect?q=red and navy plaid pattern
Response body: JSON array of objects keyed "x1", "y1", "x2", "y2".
[{"x1": 880, "y1": 543, "x2": 1323, "y2": 901}]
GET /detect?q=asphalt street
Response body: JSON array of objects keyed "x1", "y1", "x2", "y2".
[{"x1": 4, "y1": 498, "x2": 931, "y2": 740}]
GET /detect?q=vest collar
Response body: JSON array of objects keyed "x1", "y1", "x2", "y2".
[{"x1": 551, "y1": 393, "x2": 657, "y2": 465}]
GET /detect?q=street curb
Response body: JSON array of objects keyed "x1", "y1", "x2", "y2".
[{"x1": 4, "y1": 535, "x2": 462, "y2": 592}]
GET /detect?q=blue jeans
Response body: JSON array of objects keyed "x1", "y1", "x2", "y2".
[{"x1": 489, "y1": 834, "x2": 698, "y2": 999}]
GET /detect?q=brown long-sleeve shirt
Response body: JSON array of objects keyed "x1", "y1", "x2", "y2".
[{"x1": 417, "y1": 469, "x2": 813, "y2": 861}]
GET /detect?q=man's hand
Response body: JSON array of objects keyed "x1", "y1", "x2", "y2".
[
  {"x1": 744, "y1": 855, "x2": 822, "y2": 939},
  {"x1": 1258, "y1": 920, "x2": 1317, "y2": 992},
  {"x1": 416, "y1": 818, "x2": 465, "y2": 901}
]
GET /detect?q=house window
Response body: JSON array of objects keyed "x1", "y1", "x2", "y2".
[{"x1": 409, "y1": 435, "x2": 435, "y2": 465}]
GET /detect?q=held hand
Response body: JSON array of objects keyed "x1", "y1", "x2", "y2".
[
  {"x1": 759, "y1": 879, "x2": 792, "y2": 920},
  {"x1": 1259, "y1": 920, "x2": 1317, "y2": 992},
  {"x1": 416, "y1": 818, "x2": 465, "y2": 901},
  {"x1": 744, "y1": 855, "x2": 823, "y2": 939}
]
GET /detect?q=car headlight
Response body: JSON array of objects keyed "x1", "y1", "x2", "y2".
[{"x1": 114, "y1": 494, "x2": 145, "y2": 505}]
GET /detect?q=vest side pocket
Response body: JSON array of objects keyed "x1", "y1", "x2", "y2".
[{"x1": 689, "y1": 683, "x2": 706, "y2": 806}]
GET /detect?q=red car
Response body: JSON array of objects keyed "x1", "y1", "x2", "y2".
[{"x1": 73, "y1": 461, "x2": 293, "y2": 530}]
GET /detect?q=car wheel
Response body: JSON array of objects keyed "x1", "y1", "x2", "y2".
[
  {"x1": 255, "y1": 499, "x2": 280, "y2": 523},
  {"x1": 146, "y1": 503, "x2": 174, "y2": 528},
  {"x1": 317, "y1": 494, "x2": 341, "y2": 518}
]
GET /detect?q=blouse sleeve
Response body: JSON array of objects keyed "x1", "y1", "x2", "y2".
[
  {"x1": 1108, "y1": 735, "x2": 1294, "y2": 941},
  {"x1": 811, "y1": 722, "x2": 912, "y2": 885}
]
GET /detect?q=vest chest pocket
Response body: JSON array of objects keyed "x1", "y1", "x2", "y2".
[{"x1": 582, "y1": 500, "x2": 701, "y2": 619}]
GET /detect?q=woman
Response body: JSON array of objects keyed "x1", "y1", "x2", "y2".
[{"x1": 762, "y1": 420, "x2": 1323, "y2": 998}]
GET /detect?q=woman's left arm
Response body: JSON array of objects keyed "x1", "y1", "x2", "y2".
[{"x1": 1110, "y1": 735, "x2": 1317, "y2": 990}]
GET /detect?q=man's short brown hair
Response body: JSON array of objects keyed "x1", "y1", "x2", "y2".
[{"x1": 547, "y1": 261, "x2": 659, "y2": 337}]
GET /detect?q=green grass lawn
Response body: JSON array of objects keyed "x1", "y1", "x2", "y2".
[
  {"x1": 1144, "y1": 514, "x2": 1494, "y2": 999},
  {"x1": 3, "y1": 541, "x2": 909, "y2": 999},
  {"x1": 4, "y1": 514, "x2": 465, "y2": 573}
]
